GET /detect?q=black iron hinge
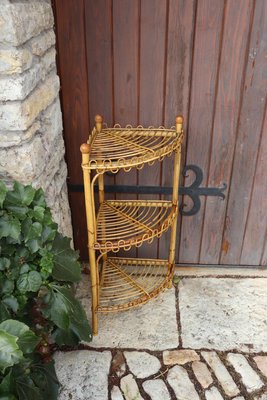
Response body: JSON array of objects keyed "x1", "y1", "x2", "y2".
[{"x1": 68, "y1": 165, "x2": 227, "y2": 216}]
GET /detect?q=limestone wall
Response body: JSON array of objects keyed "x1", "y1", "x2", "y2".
[{"x1": 0, "y1": 0, "x2": 73, "y2": 239}]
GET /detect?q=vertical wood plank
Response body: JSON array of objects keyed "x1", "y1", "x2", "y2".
[
  {"x1": 85, "y1": 0, "x2": 115, "y2": 201},
  {"x1": 158, "y1": 0, "x2": 196, "y2": 260},
  {"x1": 200, "y1": 0, "x2": 254, "y2": 264},
  {"x1": 178, "y1": 0, "x2": 225, "y2": 263},
  {"x1": 138, "y1": 0, "x2": 167, "y2": 258},
  {"x1": 261, "y1": 229, "x2": 267, "y2": 266},
  {"x1": 240, "y1": 106, "x2": 267, "y2": 265},
  {"x1": 221, "y1": 0, "x2": 267, "y2": 264},
  {"x1": 113, "y1": 0, "x2": 139, "y2": 200},
  {"x1": 53, "y1": 0, "x2": 90, "y2": 258},
  {"x1": 85, "y1": 0, "x2": 113, "y2": 126},
  {"x1": 53, "y1": 0, "x2": 90, "y2": 184},
  {"x1": 112, "y1": 0, "x2": 139, "y2": 257}
]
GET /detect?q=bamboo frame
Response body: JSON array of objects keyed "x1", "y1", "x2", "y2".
[{"x1": 80, "y1": 115, "x2": 183, "y2": 335}]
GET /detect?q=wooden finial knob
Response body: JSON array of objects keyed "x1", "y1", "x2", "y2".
[
  {"x1": 175, "y1": 116, "x2": 183, "y2": 124},
  {"x1": 80, "y1": 143, "x2": 90, "y2": 154},
  {"x1": 95, "y1": 114, "x2": 103, "y2": 124}
]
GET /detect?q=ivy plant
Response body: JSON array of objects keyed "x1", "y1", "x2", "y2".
[{"x1": 0, "y1": 181, "x2": 92, "y2": 399}]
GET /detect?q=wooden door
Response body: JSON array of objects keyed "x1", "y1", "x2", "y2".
[{"x1": 52, "y1": 0, "x2": 267, "y2": 266}]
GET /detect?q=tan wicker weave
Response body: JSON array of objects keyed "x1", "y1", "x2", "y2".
[{"x1": 80, "y1": 115, "x2": 183, "y2": 335}]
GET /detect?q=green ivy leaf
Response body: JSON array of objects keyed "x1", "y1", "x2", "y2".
[
  {"x1": 0, "y1": 320, "x2": 28, "y2": 338},
  {"x1": 0, "y1": 279, "x2": 14, "y2": 295},
  {"x1": 30, "y1": 361, "x2": 59, "y2": 400},
  {"x1": 0, "y1": 181, "x2": 7, "y2": 209},
  {"x1": 42, "y1": 288, "x2": 70, "y2": 330},
  {"x1": 53, "y1": 327, "x2": 79, "y2": 346},
  {"x1": 41, "y1": 226, "x2": 56, "y2": 244},
  {"x1": 17, "y1": 331, "x2": 40, "y2": 354},
  {"x1": 15, "y1": 375, "x2": 43, "y2": 400},
  {"x1": 0, "y1": 258, "x2": 10, "y2": 271},
  {"x1": 5, "y1": 182, "x2": 35, "y2": 207},
  {"x1": 2, "y1": 297, "x2": 19, "y2": 313},
  {"x1": 5, "y1": 205, "x2": 28, "y2": 220},
  {"x1": 0, "y1": 320, "x2": 39, "y2": 355},
  {"x1": 31, "y1": 206, "x2": 45, "y2": 222},
  {"x1": 0, "y1": 370, "x2": 12, "y2": 395},
  {"x1": 51, "y1": 234, "x2": 81, "y2": 283},
  {"x1": 48, "y1": 286, "x2": 91, "y2": 343},
  {"x1": 16, "y1": 271, "x2": 42, "y2": 293},
  {"x1": 32, "y1": 188, "x2": 46, "y2": 208},
  {"x1": 25, "y1": 239, "x2": 42, "y2": 254},
  {"x1": 0, "y1": 215, "x2": 21, "y2": 241},
  {"x1": 24, "y1": 222, "x2": 42, "y2": 242},
  {"x1": 0, "y1": 303, "x2": 10, "y2": 323},
  {"x1": 0, "y1": 330, "x2": 23, "y2": 373}
]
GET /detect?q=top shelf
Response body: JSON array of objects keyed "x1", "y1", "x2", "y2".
[{"x1": 81, "y1": 116, "x2": 183, "y2": 173}]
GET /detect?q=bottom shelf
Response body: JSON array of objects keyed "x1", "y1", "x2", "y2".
[{"x1": 97, "y1": 257, "x2": 173, "y2": 313}]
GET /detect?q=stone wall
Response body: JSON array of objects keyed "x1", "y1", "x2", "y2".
[{"x1": 0, "y1": 0, "x2": 73, "y2": 239}]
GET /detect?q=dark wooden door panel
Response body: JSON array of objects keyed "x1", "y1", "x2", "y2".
[
  {"x1": 200, "y1": 0, "x2": 254, "y2": 264},
  {"x1": 179, "y1": 0, "x2": 225, "y2": 263},
  {"x1": 221, "y1": 0, "x2": 267, "y2": 265},
  {"x1": 53, "y1": 0, "x2": 267, "y2": 266}
]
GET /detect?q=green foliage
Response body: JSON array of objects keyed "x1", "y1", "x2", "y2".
[{"x1": 0, "y1": 181, "x2": 92, "y2": 399}]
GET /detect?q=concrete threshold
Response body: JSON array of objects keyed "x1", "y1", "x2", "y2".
[{"x1": 174, "y1": 264, "x2": 267, "y2": 277}]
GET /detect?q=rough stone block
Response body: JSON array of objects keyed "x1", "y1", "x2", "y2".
[
  {"x1": 163, "y1": 349, "x2": 200, "y2": 365},
  {"x1": 143, "y1": 380, "x2": 171, "y2": 400},
  {"x1": 0, "y1": 2, "x2": 53, "y2": 46},
  {"x1": 205, "y1": 386, "x2": 224, "y2": 400},
  {"x1": 179, "y1": 278, "x2": 267, "y2": 352},
  {"x1": 167, "y1": 365, "x2": 200, "y2": 400},
  {"x1": 120, "y1": 374, "x2": 144, "y2": 400},
  {"x1": 28, "y1": 29, "x2": 55, "y2": 56},
  {"x1": 124, "y1": 351, "x2": 161, "y2": 378},
  {"x1": 192, "y1": 361, "x2": 213, "y2": 388},
  {"x1": 254, "y1": 356, "x2": 267, "y2": 378},
  {"x1": 0, "y1": 73, "x2": 59, "y2": 130},
  {"x1": 54, "y1": 350, "x2": 112, "y2": 400},
  {"x1": 0, "y1": 47, "x2": 32, "y2": 75},
  {"x1": 111, "y1": 386, "x2": 124, "y2": 400},
  {"x1": 201, "y1": 351, "x2": 239, "y2": 397},
  {"x1": 0, "y1": 63, "x2": 42, "y2": 101},
  {"x1": 41, "y1": 47, "x2": 56, "y2": 77},
  {"x1": 227, "y1": 353, "x2": 263, "y2": 393},
  {"x1": 0, "y1": 127, "x2": 65, "y2": 182},
  {"x1": 0, "y1": 121, "x2": 40, "y2": 148}
]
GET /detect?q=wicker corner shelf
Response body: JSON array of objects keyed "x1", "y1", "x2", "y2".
[{"x1": 81, "y1": 115, "x2": 183, "y2": 335}]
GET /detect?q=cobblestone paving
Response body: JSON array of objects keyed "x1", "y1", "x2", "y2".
[{"x1": 54, "y1": 275, "x2": 267, "y2": 399}]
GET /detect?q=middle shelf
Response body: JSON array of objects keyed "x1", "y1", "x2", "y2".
[{"x1": 92, "y1": 199, "x2": 177, "y2": 253}]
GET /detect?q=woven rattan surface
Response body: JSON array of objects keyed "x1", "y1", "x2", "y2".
[
  {"x1": 93, "y1": 200, "x2": 177, "y2": 253},
  {"x1": 84, "y1": 125, "x2": 183, "y2": 172},
  {"x1": 97, "y1": 257, "x2": 172, "y2": 312}
]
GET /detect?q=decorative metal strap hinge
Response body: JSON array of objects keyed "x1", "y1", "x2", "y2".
[{"x1": 68, "y1": 164, "x2": 227, "y2": 216}]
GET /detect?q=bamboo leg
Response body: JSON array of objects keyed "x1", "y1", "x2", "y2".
[
  {"x1": 168, "y1": 116, "x2": 183, "y2": 287},
  {"x1": 80, "y1": 143, "x2": 99, "y2": 335},
  {"x1": 96, "y1": 115, "x2": 108, "y2": 272}
]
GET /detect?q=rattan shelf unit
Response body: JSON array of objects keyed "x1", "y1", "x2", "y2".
[{"x1": 80, "y1": 115, "x2": 183, "y2": 335}]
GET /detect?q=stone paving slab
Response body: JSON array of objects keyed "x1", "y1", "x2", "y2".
[
  {"x1": 54, "y1": 275, "x2": 267, "y2": 399},
  {"x1": 54, "y1": 350, "x2": 111, "y2": 400},
  {"x1": 179, "y1": 277, "x2": 267, "y2": 352},
  {"x1": 55, "y1": 348, "x2": 267, "y2": 400},
  {"x1": 77, "y1": 275, "x2": 179, "y2": 350}
]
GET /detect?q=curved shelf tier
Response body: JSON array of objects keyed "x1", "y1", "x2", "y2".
[
  {"x1": 85, "y1": 125, "x2": 182, "y2": 172},
  {"x1": 97, "y1": 257, "x2": 173, "y2": 312},
  {"x1": 93, "y1": 200, "x2": 177, "y2": 253}
]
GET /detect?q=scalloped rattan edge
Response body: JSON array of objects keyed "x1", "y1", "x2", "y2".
[
  {"x1": 81, "y1": 123, "x2": 183, "y2": 173},
  {"x1": 96, "y1": 257, "x2": 173, "y2": 313},
  {"x1": 92, "y1": 199, "x2": 178, "y2": 253}
]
